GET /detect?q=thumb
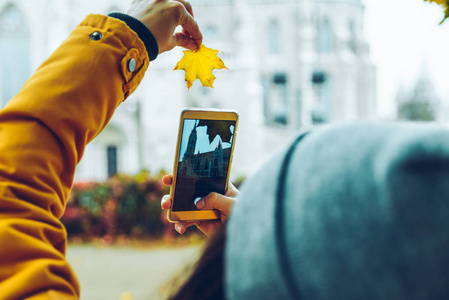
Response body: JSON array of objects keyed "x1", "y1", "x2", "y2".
[
  {"x1": 196, "y1": 192, "x2": 234, "y2": 215},
  {"x1": 173, "y1": 32, "x2": 199, "y2": 51}
]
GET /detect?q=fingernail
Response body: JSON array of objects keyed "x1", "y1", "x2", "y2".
[
  {"x1": 196, "y1": 199, "x2": 205, "y2": 209},
  {"x1": 164, "y1": 198, "x2": 170, "y2": 208},
  {"x1": 176, "y1": 224, "x2": 181, "y2": 233}
]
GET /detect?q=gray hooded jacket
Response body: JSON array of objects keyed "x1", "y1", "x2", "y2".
[{"x1": 226, "y1": 122, "x2": 449, "y2": 300}]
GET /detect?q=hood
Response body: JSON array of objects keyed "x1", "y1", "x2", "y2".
[{"x1": 226, "y1": 122, "x2": 449, "y2": 300}]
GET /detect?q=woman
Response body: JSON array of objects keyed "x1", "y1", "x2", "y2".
[
  {"x1": 164, "y1": 122, "x2": 449, "y2": 300},
  {"x1": 0, "y1": 0, "x2": 202, "y2": 298}
]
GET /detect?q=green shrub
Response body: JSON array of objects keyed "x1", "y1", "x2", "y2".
[
  {"x1": 62, "y1": 170, "x2": 246, "y2": 242},
  {"x1": 62, "y1": 170, "x2": 174, "y2": 240}
]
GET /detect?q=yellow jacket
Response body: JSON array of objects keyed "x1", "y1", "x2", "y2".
[{"x1": 0, "y1": 15, "x2": 149, "y2": 299}]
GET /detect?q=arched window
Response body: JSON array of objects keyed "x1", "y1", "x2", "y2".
[
  {"x1": 317, "y1": 19, "x2": 333, "y2": 54},
  {"x1": 0, "y1": 4, "x2": 30, "y2": 107},
  {"x1": 267, "y1": 20, "x2": 280, "y2": 55}
]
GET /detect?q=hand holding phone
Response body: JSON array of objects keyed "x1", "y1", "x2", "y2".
[
  {"x1": 167, "y1": 109, "x2": 239, "y2": 224},
  {"x1": 161, "y1": 174, "x2": 239, "y2": 236}
]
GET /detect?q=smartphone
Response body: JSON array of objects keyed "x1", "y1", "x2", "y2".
[{"x1": 167, "y1": 109, "x2": 238, "y2": 222}]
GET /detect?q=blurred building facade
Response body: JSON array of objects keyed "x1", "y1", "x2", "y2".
[{"x1": 0, "y1": 0, "x2": 376, "y2": 180}]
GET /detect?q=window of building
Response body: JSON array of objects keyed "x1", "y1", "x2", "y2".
[
  {"x1": 317, "y1": 19, "x2": 333, "y2": 54},
  {"x1": 272, "y1": 74, "x2": 288, "y2": 125},
  {"x1": 263, "y1": 73, "x2": 288, "y2": 126},
  {"x1": 267, "y1": 20, "x2": 280, "y2": 55},
  {"x1": 0, "y1": 4, "x2": 30, "y2": 108},
  {"x1": 107, "y1": 145, "x2": 118, "y2": 177},
  {"x1": 195, "y1": 160, "x2": 201, "y2": 172},
  {"x1": 311, "y1": 71, "x2": 331, "y2": 124},
  {"x1": 348, "y1": 21, "x2": 357, "y2": 53}
]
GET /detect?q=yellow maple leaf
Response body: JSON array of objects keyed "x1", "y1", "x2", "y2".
[
  {"x1": 174, "y1": 44, "x2": 228, "y2": 90},
  {"x1": 424, "y1": 0, "x2": 449, "y2": 23}
]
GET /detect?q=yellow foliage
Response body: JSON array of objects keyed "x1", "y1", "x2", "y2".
[
  {"x1": 424, "y1": 0, "x2": 446, "y2": 5},
  {"x1": 424, "y1": 0, "x2": 449, "y2": 23},
  {"x1": 174, "y1": 44, "x2": 228, "y2": 90},
  {"x1": 119, "y1": 292, "x2": 134, "y2": 300}
]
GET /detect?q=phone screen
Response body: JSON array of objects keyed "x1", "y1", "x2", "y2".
[{"x1": 172, "y1": 118, "x2": 236, "y2": 212}]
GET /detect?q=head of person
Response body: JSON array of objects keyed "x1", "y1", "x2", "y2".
[{"x1": 171, "y1": 122, "x2": 449, "y2": 300}]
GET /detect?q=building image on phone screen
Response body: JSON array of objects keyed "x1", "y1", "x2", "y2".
[{"x1": 173, "y1": 119, "x2": 235, "y2": 211}]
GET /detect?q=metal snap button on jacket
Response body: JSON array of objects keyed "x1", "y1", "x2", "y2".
[
  {"x1": 128, "y1": 58, "x2": 136, "y2": 72},
  {"x1": 90, "y1": 32, "x2": 102, "y2": 41}
]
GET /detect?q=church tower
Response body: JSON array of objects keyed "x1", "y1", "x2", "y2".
[
  {"x1": 183, "y1": 120, "x2": 198, "y2": 160},
  {"x1": 211, "y1": 139, "x2": 224, "y2": 177}
]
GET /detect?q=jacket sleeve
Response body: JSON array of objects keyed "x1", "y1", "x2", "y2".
[{"x1": 0, "y1": 14, "x2": 150, "y2": 299}]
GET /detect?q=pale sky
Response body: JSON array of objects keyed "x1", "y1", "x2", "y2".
[
  {"x1": 363, "y1": 0, "x2": 449, "y2": 118},
  {"x1": 179, "y1": 119, "x2": 234, "y2": 161}
]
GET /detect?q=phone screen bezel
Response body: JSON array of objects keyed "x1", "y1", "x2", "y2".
[{"x1": 168, "y1": 109, "x2": 238, "y2": 222}]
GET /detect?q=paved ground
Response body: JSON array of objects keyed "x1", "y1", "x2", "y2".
[{"x1": 66, "y1": 243, "x2": 202, "y2": 300}]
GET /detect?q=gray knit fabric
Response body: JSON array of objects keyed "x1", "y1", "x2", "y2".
[{"x1": 226, "y1": 122, "x2": 449, "y2": 300}]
